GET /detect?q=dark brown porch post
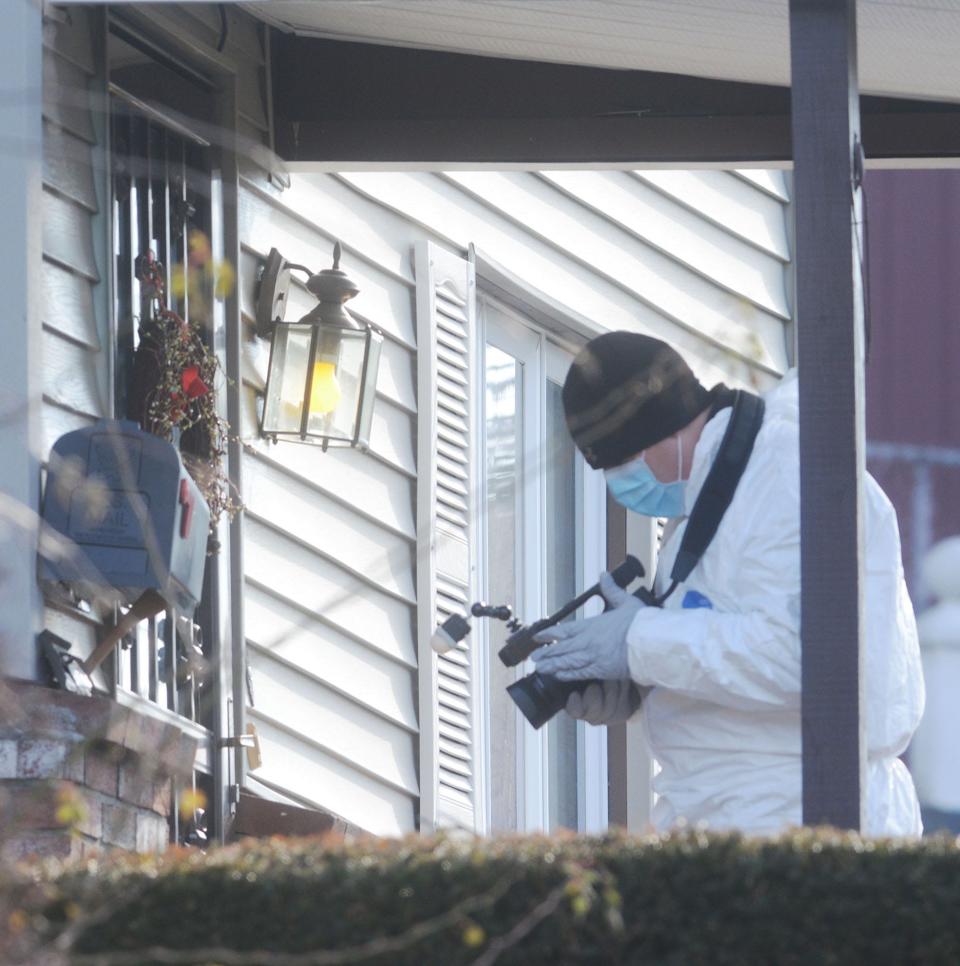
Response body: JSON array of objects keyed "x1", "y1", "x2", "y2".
[{"x1": 789, "y1": 0, "x2": 866, "y2": 829}]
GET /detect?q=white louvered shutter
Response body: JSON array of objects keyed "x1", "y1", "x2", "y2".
[{"x1": 415, "y1": 241, "x2": 483, "y2": 833}]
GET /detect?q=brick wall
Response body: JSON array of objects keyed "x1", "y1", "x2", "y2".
[{"x1": 0, "y1": 681, "x2": 197, "y2": 860}]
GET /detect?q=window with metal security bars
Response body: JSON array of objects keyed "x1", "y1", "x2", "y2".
[{"x1": 108, "y1": 22, "x2": 220, "y2": 848}]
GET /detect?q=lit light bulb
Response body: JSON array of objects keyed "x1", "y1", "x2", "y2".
[{"x1": 309, "y1": 360, "x2": 342, "y2": 415}]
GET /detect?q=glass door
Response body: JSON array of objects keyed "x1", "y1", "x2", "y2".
[
  {"x1": 480, "y1": 297, "x2": 607, "y2": 834},
  {"x1": 483, "y1": 337, "x2": 524, "y2": 832}
]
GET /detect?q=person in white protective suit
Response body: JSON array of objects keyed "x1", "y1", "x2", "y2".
[{"x1": 532, "y1": 331, "x2": 925, "y2": 837}]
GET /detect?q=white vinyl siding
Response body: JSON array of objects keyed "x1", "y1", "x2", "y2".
[
  {"x1": 38, "y1": 7, "x2": 109, "y2": 666},
  {"x1": 40, "y1": 9, "x2": 107, "y2": 458},
  {"x1": 237, "y1": 167, "x2": 420, "y2": 836},
  {"x1": 337, "y1": 171, "x2": 791, "y2": 389}
]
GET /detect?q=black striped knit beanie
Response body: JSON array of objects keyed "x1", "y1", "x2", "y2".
[{"x1": 561, "y1": 331, "x2": 711, "y2": 470}]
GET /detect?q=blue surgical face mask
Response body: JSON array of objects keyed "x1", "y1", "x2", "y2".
[{"x1": 604, "y1": 436, "x2": 686, "y2": 518}]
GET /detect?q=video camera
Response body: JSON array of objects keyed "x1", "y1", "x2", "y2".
[{"x1": 431, "y1": 555, "x2": 646, "y2": 729}]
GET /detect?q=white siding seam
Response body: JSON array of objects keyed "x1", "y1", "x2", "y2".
[
  {"x1": 244, "y1": 575, "x2": 418, "y2": 672},
  {"x1": 244, "y1": 172, "x2": 416, "y2": 287},
  {"x1": 627, "y1": 171, "x2": 790, "y2": 263},
  {"x1": 39, "y1": 111, "x2": 95, "y2": 143},
  {"x1": 41, "y1": 171, "x2": 98, "y2": 217},
  {"x1": 357, "y1": 444, "x2": 417, "y2": 483},
  {"x1": 41, "y1": 394, "x2": 99, "y2": 422},
  {"x1": 373, "y1": 384, "x2": 416, "y2": 419},
  {"x1": 41, "y1": 320, "x2": 100, "y2": 353},
  {"x1": 41, "y1": 41, "x2": 95, "y2": 79},
  {"x1": 433, "y1": 173, "x2": 784, "y2": 377},
  {"x1": 42, "y1": 54, "x2": 96, "y2": 144},
  {"x1": 42, "y1": 185, "x2": 98, "y2": 219},
  {"x1": 240, "y1": 177, "x2": 417, "y2": 290},
  {"x1": 246, "y1": 638, "x2": 419, "y2": 735},
  {"x1": 243, "y1": 446, "x2": 416, "y2": 544},
  {"x1": 41, "y1": 235, "x2": 99, "y2": 285},
  {"x1": 331, "y1": 171, "x2": 460, "y2": 263},
  {"x1": 243, "y1": 773, "x2": 364, "y2": 829},
  {"x1": 41, "y1": 35, "x2": 95, "y2": 75},
  {"x1": 40, "y1": 110, "x2": 96, "y2": 148},
  {"x1": 732, "y1": 170, "x2": 791, "y2": 202},
  {"x1": 246, "y1": 706, "x2": 420, "y2": 798},
  {"x1": 532, "y1": 172, "x2": 791, "y2": 321},
  {"x1": 238, "y1": 111, "x2": 269, "y2": 138},
  {"x1": 341, "y1": 174, "x2": 467, "y2": 266},
  {"x1": 244, "y1": 510, "x2": 418, "y2": 607},
  {"x1": 237, "y1": 157, "x2": 287, "y2": 194}
]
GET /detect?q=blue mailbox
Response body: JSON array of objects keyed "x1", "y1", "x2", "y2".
[{"x1": 41, "y1": 420, "x2": 210, "y2": 611}]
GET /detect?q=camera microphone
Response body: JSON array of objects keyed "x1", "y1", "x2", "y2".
[{"x1": 430, "y1": 613, "x2": 472, "y2": 655}]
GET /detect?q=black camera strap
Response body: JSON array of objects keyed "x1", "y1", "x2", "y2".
[{"x1": 648, "y1": 389, "x2": 765, "y2": 607}]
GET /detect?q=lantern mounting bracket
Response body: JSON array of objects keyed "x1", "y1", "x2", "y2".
[{"x1": 254, "y1": 247, "x2": 315, "y2": 339}]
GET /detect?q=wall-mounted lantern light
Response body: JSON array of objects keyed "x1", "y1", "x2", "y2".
[{"x1": 255, "y1": 242, "x2": 382, "y2": 451}]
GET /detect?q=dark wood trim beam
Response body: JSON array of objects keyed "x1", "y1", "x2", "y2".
[
  {"x1": 277, "y1": 115, "x2": 793, "y2": 166},
  {"x1": 272, "y1": 35, "x2": 792, "y2": 122},
  {"x1": 790, "y1": 0, "x2": 865, "y2": 831},
  {"x1": 276, "y1": 113, "x2": 960, "y2": 166},
  {"x1": 861, "y1": 113, "x2": 960, "y2": 162},
  {"x1": 271, "y1": 33, "x2": 960, "y2": 165}
]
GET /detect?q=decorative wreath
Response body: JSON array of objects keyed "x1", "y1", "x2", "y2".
[{"x1": 126, "y1": 235, "x2": 240, "y2": 544}]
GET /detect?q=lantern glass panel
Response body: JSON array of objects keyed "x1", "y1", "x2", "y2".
[
  {"x1": 354, "y1": 329, "x2": 383, "y2": 450},
  {"x1": 306, "y1": 329, "x2": 367, "y2": 441},
  {"x1": 262, "y1": 324, "x2": 312, "y2": 435}
]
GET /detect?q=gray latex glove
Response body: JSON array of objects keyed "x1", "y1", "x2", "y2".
[
  {"x1": 565, "y1": 679, "x2": 643, "y2": 725},
  {"x1": 531, "y1": 572, "x2": 644, "y2": 682}
]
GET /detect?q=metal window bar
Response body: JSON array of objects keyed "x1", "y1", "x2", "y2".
[
  {"x1": 160, "y1": 127, "x2": 173, "y2": 303},
  {"x1": 112, "y1": 105, "x2": 135, "y2": 418},
  {"x1": 177, "y1": 136, "x2": 189, "y2": 323},
  {"x1": 164, "y1": 606, "x2": 178, "y2": 717},
  {"x1": 134, "y1": 114, "x2": 152, "y2": 333},
  {"x1": 187, "y1": 617, "x2": 198, "y2": 722},
  {"x1": 148, "y1": 614, "x2": 159, "y2": 703},
  {"x1": 129, "y1": 617, "x2": 142, "y2": 697}
]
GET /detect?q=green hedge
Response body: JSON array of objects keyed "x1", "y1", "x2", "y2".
[{"x1": 7, "y1": 828, "x2": 960, "y2": 964}]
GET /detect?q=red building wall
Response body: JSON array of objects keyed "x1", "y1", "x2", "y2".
[{"x1": 865, "y1": 169, "x2": 960, "y2": 603}]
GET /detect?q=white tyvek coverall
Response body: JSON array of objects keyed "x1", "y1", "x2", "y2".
[{"x1": 627, "y1": 373, "x2": 924, "y2": 836}]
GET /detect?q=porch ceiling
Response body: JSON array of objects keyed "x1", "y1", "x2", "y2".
[{"x1": 244, "y1": 0, "x2": 960, "y2": 105}]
